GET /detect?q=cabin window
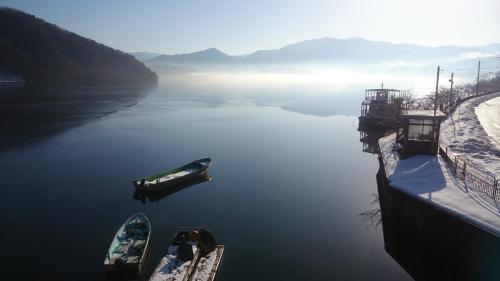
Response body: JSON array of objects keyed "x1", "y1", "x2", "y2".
[
  {"x1": 408, "y1": 118, "x2": 437, "y2": 141},
  {"x1": 376, "y1": 91, "x2": 387, "y2": 100}
]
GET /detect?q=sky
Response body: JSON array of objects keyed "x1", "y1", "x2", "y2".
[{"x1": 2, "y1": 0, "x2": 500, "y2": 55}]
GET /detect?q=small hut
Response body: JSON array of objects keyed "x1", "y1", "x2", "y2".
[{"x1": 398, "y1": 110, "x2": 447, "y2": 156}]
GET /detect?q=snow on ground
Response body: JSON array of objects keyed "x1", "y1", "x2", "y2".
[
  {"x1": 476, "y1": 96, "x2": 500, "y2": 150},
  {"x1": 379, "y1": 134, "x2": 500, "y2": 236},
  {"x1": 440, "y1": 92, "x2": 500, "y2": 175}
]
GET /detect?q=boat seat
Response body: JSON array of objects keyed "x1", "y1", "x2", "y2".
[
  {"x1": 113, "y1": 244, "x2": 129, "y2": 254},
  {"x1": 128, "y1": 246, "x2": 140, "y2": 256},
  {"x1": 133, "y1": 240, "x2": 146, "y2": 250},
  {"x1": 117, "y1": 233, "x2": 129, "y2": 241},
  {"x1": 126, "y1": 255, "x2": 139, "y2": 264}
]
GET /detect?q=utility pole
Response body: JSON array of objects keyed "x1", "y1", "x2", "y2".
[
  {"x1": 475, "y1": 60, "x2": 481, "y2": 96},
  {"x1": 449, "y1": 72, "x2": 454, "y2": 114},
  {"x1": 432, "y1": 66, "x2": 440, "y2": 154},
  {"x1": 434, "y1": 66, "x2": 440, "y2": 117}
]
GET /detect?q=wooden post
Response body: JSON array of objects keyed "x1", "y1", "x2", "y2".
[
  {"x1": 432, "y1": 66, "x2": 440, "y2": 154},
  {"x1": 434, "y1": 66, "x2": 440, "y2": 116}
]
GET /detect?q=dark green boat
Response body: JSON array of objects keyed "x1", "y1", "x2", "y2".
[{"x1": 132, "y1": 158, "x2": 211, "y2": 192}]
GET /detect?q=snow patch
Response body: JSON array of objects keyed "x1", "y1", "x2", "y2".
[
  {"x1": 441, "y1": 92, "x2": 500, "y2": 175},
  {"x1": 379, "y1": 134, "x2": 500, "y2": 236},
  {"x1": 476, "y1": 96, "x2": 500, "y2": 150}
]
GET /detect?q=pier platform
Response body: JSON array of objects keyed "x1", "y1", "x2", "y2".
[{"x1": 378, "y1": 133, "x2": 500, "y2": 236}]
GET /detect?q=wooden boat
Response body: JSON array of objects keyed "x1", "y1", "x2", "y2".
[
  {"x1": 149, "y1": 229, "x2": 224, "y2": 281},
  {"x1": 104, "y1": 213, "x2": 151, "y2": 273},
  {"x1": 190, "y1": 245, "x2": 224, "y2": 281},
  {"x1": 134, "y1": 176, "x2": 211, "y2": 204},
  {"x1": 133, "y1": 158, "x2": 212, "y2": 192}
]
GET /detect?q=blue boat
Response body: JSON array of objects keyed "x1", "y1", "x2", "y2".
[{"x1": 104, "y1": 213, "x2": 151, "y2": 273}]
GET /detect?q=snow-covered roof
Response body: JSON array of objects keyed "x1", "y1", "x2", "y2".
[
  {"x1": 402, "y1": 110, "x2": 447, "y2": 118},
  {"x1": 365, "y1": 89, "x2": 399, "y2": 92}
]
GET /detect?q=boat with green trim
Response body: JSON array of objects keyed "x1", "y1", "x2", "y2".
[
  {"x1": 132, "y1": 158, "x2": 212, "y2": 192},
  {"x1": 104, "y1": 213, "x2": 151, "y2": 273}
]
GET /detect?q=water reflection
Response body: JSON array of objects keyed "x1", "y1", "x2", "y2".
[
  {"x1": 358, "y1": 193, "x2": 382, "y2": 230},
  {"x1": 133, "y1": 176, "x2": 212, "y2": 204},
  {"x1": 1, "y1": 86, "x2": 412, "y2": 281},
  {"x1": 0, "y1": 85, "x2": 155, "y2": 152},
  {"x1": 105, "y1": 268, "x2": 144, "y2": 281},
  {"x1": 358, "y1": 128, "x2": 395, "y2": 154}
]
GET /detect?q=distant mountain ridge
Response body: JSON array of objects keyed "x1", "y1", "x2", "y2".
[
  {"x1": 0, "y1": 7, "x2": 157, "y2": 86},
  {"x1": 141, "y1": 37, "x2": 500, "y2": 65},
  {"x1": 144, "y1": 48, "x2": 233, "y2": 65},
  {"x1": 130, "y1": 52, "x2": 163, "y2": 61}
]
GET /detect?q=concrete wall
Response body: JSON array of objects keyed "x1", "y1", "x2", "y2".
[{"x1": 376, "y1": 164, "x2": 500, "y2": 281}]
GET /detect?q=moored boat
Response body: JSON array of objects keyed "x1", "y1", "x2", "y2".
[
  {"x1": 190, "y1": 245, "x2": 224, "y2": 281},
  {"x1": 134, "y1": 176, "x2": 212, "y2": 204},
  {"x1": 104, "y1": 213, "x2": 151, "y2": 273},
  {"x1": 133, "y1": 158, "x2": 212, "y2": 192},
  {"x1": 149, "y1": 228, "x2": 224, "y2": 281}
]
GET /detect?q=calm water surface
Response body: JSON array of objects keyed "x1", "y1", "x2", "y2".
[{"x1": 0, "y1": 84, "x2": 412, "y2": 280}]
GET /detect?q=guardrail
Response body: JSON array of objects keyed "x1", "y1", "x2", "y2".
[
  {"x1": 439, "y1": 145, "x2": 499, "y2": 201},
  {"x1": 447, "y1": 90, "x2": 500, "y2": 115}
]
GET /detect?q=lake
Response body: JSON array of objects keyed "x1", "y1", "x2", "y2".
[{"x1": 0, "y1": 82, "x2": 413, "y2": 280}]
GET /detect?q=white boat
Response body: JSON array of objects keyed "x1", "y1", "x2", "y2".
[
  {"x1": 149, "y1": 229, "x2": 224, "y2": 281},
  {"x1": 104, "y1": 213, "x2": 151, "y2": 273}
]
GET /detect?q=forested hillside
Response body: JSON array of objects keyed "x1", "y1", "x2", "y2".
[{"x1": 0, "y1": 7, "x2": 157, "y2": 86}]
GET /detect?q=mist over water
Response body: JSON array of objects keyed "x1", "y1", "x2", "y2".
[{"x1": 154, "y1": 62, "x2": 465, "y2": 99}]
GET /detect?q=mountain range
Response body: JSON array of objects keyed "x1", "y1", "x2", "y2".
[{"x1": 136, "y1": 37, "x2": 500, "y2": 66}]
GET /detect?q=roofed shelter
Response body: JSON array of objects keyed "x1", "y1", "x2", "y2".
[{"x1": 398, "y1": 110, "x2": 447, "y2": 156}]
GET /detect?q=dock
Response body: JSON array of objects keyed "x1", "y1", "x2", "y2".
[
  {"x1": 377, "y1": 133, "x2": 500, "y2": 280},
  {"x1": 379, "y1": 133, "x2": 500, "y2": 235}
]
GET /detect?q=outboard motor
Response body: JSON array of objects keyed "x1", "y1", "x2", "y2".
[
  {"x1": 177, "y1": 243, "x2": 194, "y2": 261},
  {"x1": 174, "y1": 231, "x2": 194, "y2": 261},
  {"x1": 198, "y1": 228, "x2": 217, "y2": 255}
]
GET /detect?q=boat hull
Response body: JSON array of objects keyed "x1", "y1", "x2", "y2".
[{"x1": 133, "y1": 158, "x2": 211, "y2": 192}]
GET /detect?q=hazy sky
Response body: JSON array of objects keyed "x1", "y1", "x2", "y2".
[{"x1": 2, "y1": 0, "x2": 500, "y2": 55}]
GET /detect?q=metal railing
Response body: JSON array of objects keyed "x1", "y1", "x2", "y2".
[{"x1": 439, "y1": 145, "x2": 499, "y2": 201}]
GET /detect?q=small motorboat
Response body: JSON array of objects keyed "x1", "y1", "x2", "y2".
[
  {"x1": 104, "y1": 213, "x2": 151, "y2": 273},
  {"x1": 133, "y1": 158, "x2": 212, "y2": 192},
  {"x1": 149, "y1": 228, "x2": 224, "y2": 281}
]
